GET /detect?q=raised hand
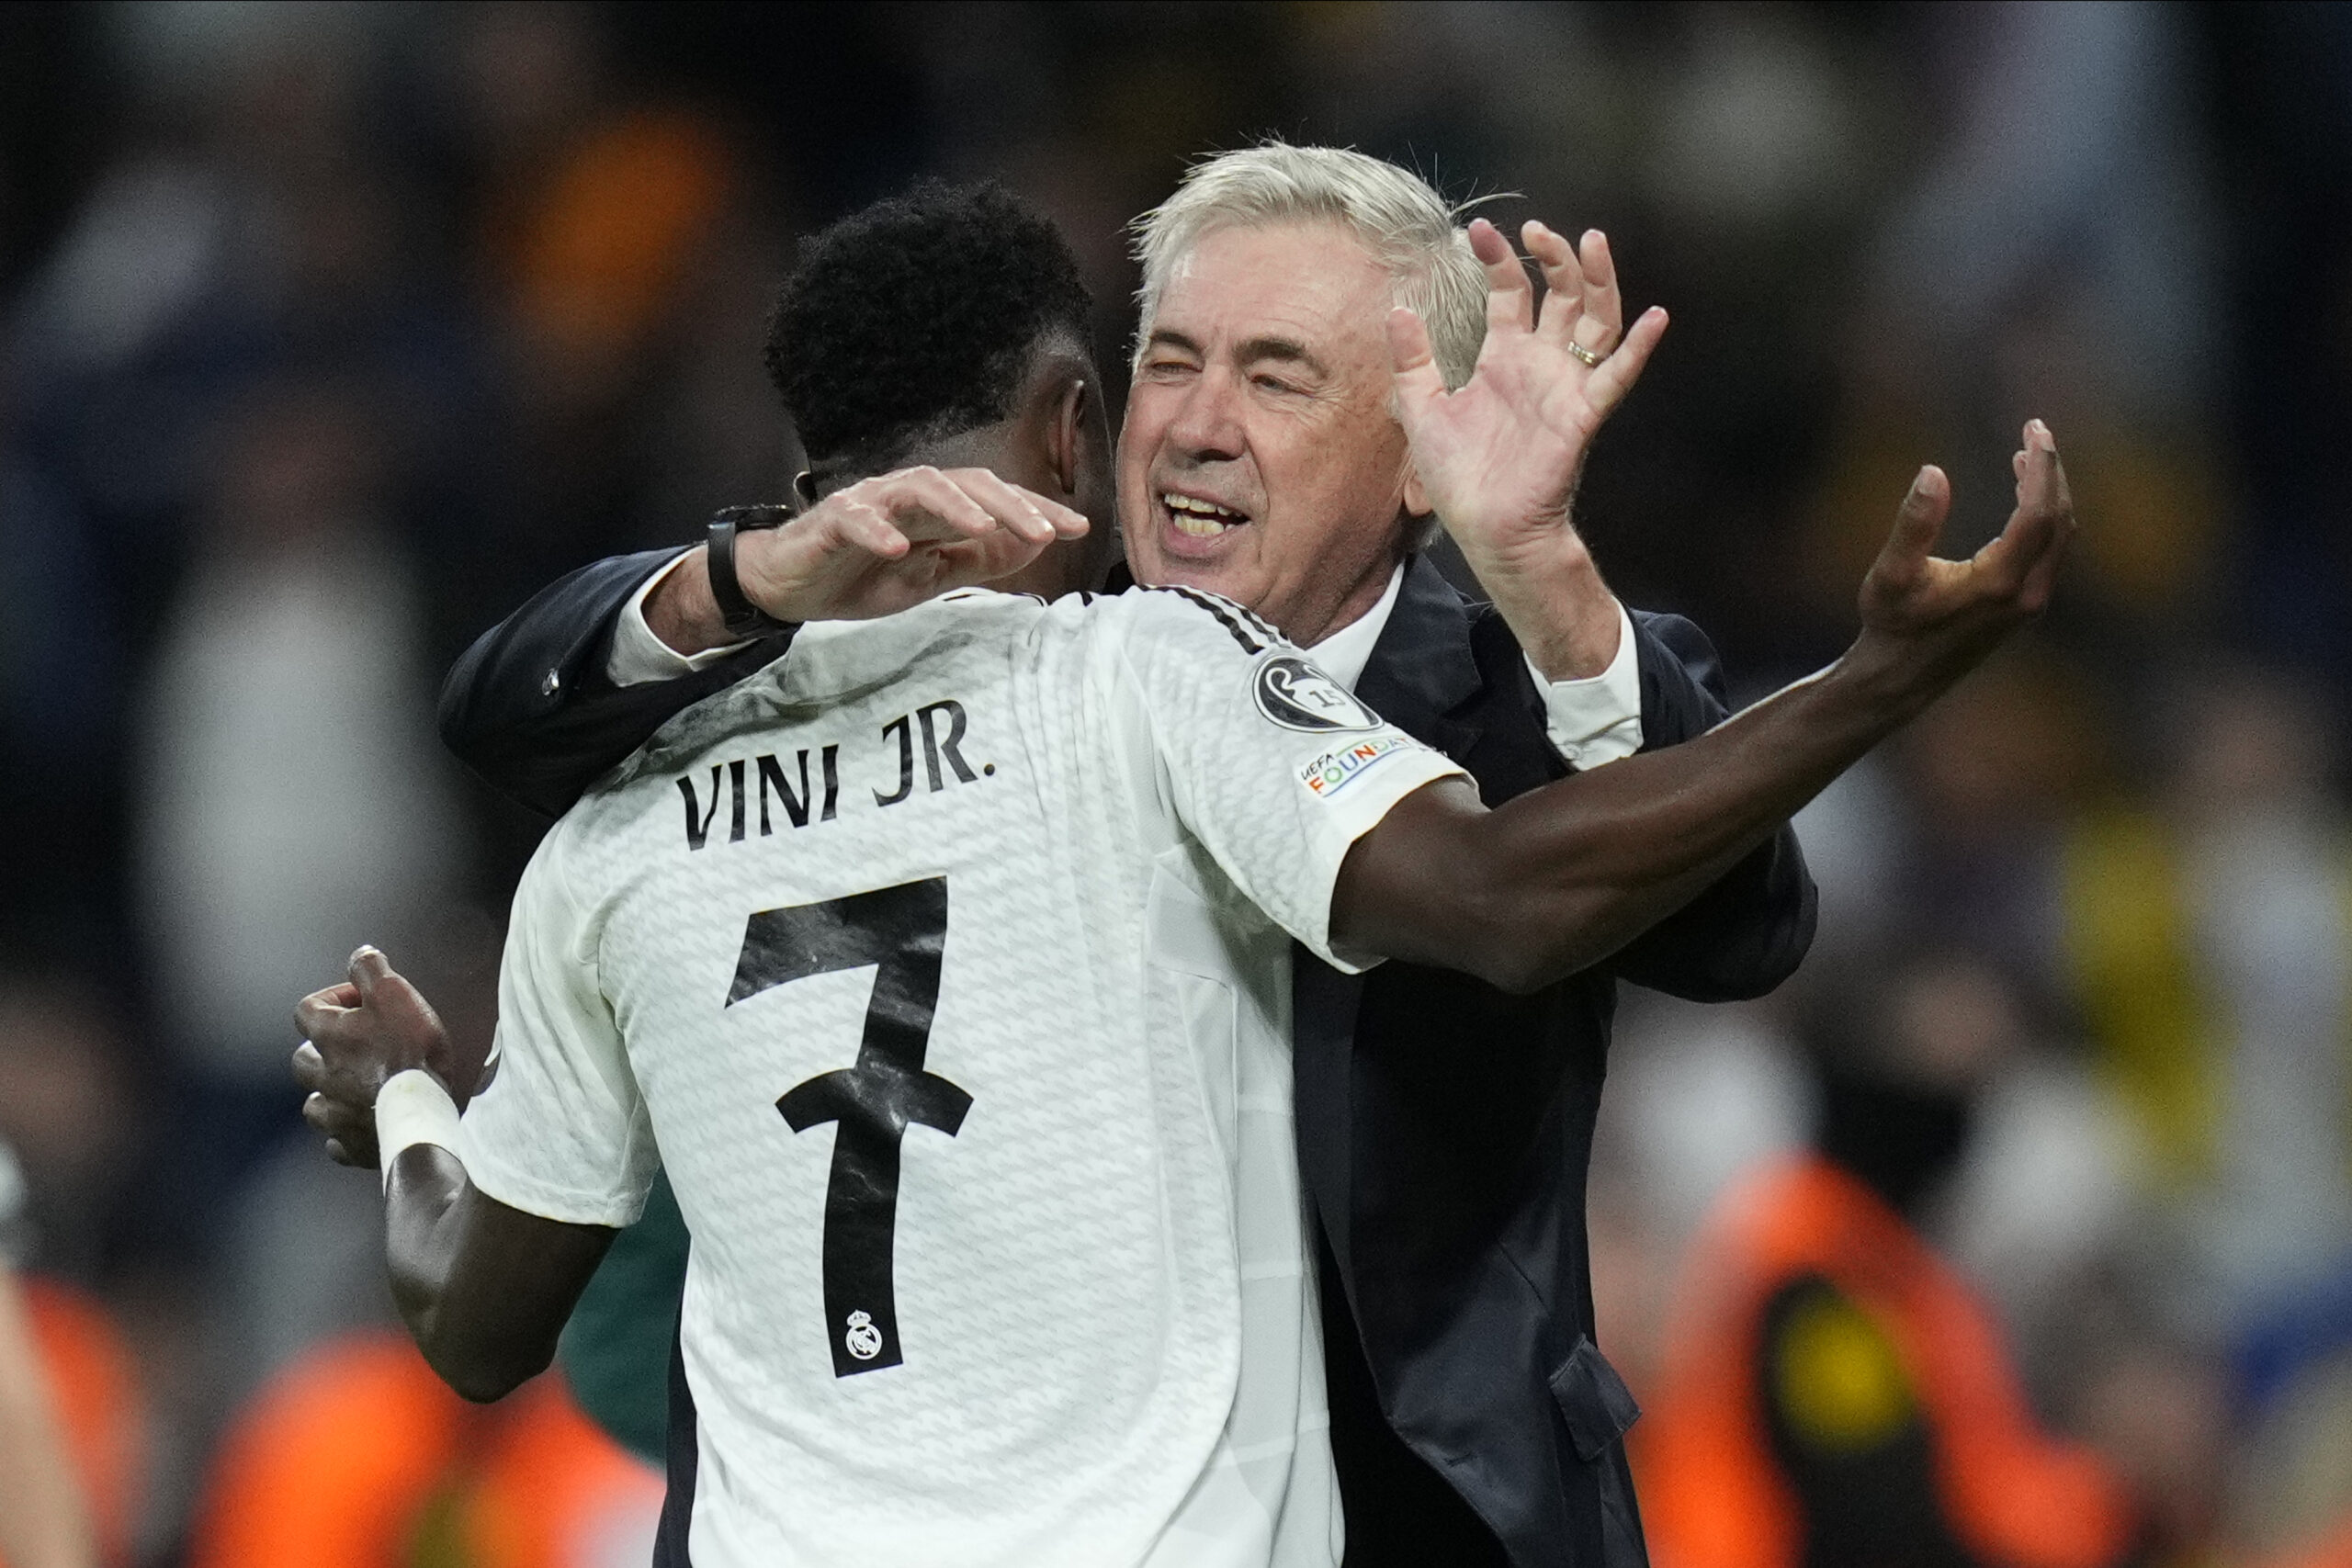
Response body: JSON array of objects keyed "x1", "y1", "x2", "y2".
[
  {"x1": 737, "y1": 467, "x2": 1089, "y2": 624},
  {"x1": 292, "y1": 947, "x2": 456, "y2": 1169},
  {"x1": 1845, "y1": 420, "x2": 2075, "y2": 709},
  {"x1": 1388, "y1": 219, "x2": 1669, "y2": 677}
]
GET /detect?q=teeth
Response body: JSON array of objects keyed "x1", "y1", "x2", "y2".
[{"x1": 1163, "y1": 492, "x2": 1244, "y2": 537}]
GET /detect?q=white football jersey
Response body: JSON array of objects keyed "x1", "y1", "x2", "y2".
[{"x1": 462, "y1": 586, "x2": 1464, "y2": 1568}]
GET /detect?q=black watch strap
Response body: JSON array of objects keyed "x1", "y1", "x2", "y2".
[{"x1": 707, "y1": 504, "x2": 796, "y2": 637}]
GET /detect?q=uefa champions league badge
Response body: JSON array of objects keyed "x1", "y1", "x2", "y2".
[
  {"x1": 1253, "y1": 655, "x2": 1379, "y2": 733},
  {"x1": 844, "y1": 1310, "x2": 884, "y2": 1361}
]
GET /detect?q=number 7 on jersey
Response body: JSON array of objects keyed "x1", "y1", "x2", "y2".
[{"x1": 728, "y1": 876, "x2": 971, "y2": 1377}]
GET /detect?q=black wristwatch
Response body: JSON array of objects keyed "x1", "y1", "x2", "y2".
[{"x1": 707, "y1": 503, "x2": 797, "y2": 637}]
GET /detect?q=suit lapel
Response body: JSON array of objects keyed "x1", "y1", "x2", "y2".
[
  {"x1": 1353, "y1": 554, "x2": 1486, "y2": 761},
  {"x1": 1295, "y1": 555, "x2": 1490, "y2": 1281}
]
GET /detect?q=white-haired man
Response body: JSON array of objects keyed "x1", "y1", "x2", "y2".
[
  {"x1": 1103, "y1": 143, "x2": 1789, "y2": 1568},
  {"x1": 394, "y1": 151, "x2": 2052, "y2": 1567}
]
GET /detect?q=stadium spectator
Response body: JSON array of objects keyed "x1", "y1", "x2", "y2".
[
  {"x1": 2064, "y1": 664, "x2": 2352, "y2": 1317},
  {"x1": 0, "y1": 1141, "x2": 108, "y2": 1568},
  {"x1": 1634, "y1": 953, "x2": 2136, "y2": 1568},
  {"x1": 187, "y1": 1329, "x2": 658, "y2": 1568}
]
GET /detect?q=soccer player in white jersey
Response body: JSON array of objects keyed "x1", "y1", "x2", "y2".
[
  {"x1": 298, "y1": 375, "x2": 2075, "y2": 1568},
  {"x1": 504, "y1": 582, "x2": 1460, "y2": 1567}
]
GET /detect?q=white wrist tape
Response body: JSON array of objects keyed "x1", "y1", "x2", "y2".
[{"x1": 375, "y1": 1069, "x2": 463, "y2": 1192}]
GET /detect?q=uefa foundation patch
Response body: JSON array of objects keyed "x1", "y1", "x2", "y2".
[{"x1": 1298, "y1": 734, "x2": 1412, "y2": 800}]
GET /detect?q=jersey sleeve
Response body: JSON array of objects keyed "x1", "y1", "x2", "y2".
[
  {"x1": 460, "y1": 823, "x2": 659, "y2": 1228},
  {"x1": 1107, "y1": 588, "x2": 1467, "y2": 973}
]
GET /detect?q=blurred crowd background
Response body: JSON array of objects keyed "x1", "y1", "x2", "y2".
[{"x1": 0, "y1": 3, "x2": 2347, "y2": 1564}]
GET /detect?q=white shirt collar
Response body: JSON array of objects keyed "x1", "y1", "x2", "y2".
[{"x1": 1303, "y1": 562, "x2": 1407, "y2": 694}]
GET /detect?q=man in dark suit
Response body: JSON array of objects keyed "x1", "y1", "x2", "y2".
[{"x1": 360, "y1": 155, "x2": 2067, "y2": 1567}]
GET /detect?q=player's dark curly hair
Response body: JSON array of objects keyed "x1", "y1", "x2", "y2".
[{"x1": 763, "y1": 180, "x2": 1094, "y2": 469}]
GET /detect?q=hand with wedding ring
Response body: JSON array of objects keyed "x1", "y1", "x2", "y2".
[{"x1": 1389, "y1": 218, "x2": 1668, "y2": 680}]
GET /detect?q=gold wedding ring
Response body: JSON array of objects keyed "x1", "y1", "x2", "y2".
[{"x1": 1566, "y1": 340, "x2": 1607, "y2": 368}]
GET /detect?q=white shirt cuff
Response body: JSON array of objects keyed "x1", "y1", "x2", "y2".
[
  {"x1": 605, "y1": 550, "x2": 755, "y2": 688},
  {"x1": 1528, "y1": 600, "x2": 1644, "y2": 769}
]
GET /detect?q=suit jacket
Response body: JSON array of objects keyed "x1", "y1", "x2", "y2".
[
  {"x1": 438, "y1": 547, "x2": 793, "y2": 819},
  {"x1": 439, "y1": 551, "x2": 1816, "y2": 1568},
  {"x1": 1297, "y1": 557, "x2": 1814, "y2": 1568}
]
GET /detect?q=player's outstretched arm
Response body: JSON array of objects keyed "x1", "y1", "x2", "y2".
[
  {"x1": 1335, "y1": 423, "x2": 2075, "y2": 993},
  {"x1": 295, "y1": 950, "x2": 616, "y2": 1403}
]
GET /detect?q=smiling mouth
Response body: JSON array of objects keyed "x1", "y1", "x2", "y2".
[{"x1": 1162, "y1": 491, "x2": 1250, "y2": 538}]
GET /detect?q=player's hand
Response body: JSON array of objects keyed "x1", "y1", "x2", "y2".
[
  {"x1": 736, "y1": 467, "x2": 1090, "y2": 623},
  {"x1": 1842, "y1": 420, "x2": 2075, "y2": 709},
  {"x1": 292, "y1": 947, "x2": 455, "y2": 1169},
  {"x1": 1388, "y1": 220, "x2": 1668, "y2": 677}
]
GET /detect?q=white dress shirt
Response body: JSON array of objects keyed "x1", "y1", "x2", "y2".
[
  {"x1": 1298, "y1": 564, "x2": 1644, "y2": 770},
  {"x1": 605, "y1": 550, "x2": 745, "y2": 685}
]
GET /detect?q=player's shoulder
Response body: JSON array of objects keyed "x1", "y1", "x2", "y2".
[
  {"x1": 514, "y1": 776, "x2": 613, "y2": 920},
  {"x1": 960, "y1": 582, "x2": 1283, "y2": 670},
  {"x1": 794, "y1": 586, "x2": 1055, "y2": 667},
  {"x1": 1089, "y1": 583, "x2": 1290, "y2": 658}
]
